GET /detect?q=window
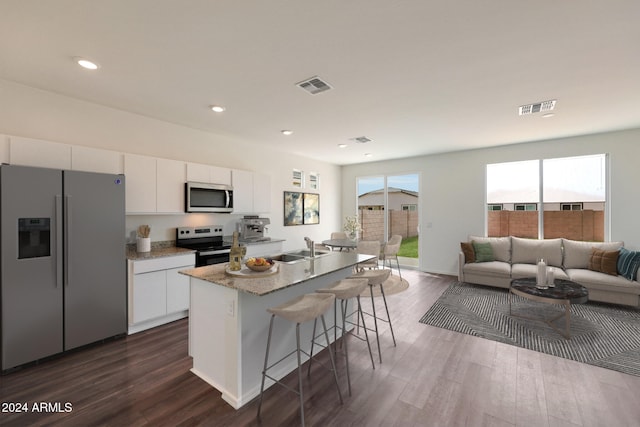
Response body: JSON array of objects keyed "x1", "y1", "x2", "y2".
[
  {"x1": 401, "y1": 204, "x2": 417, "y2": 211},
  {"x1": 514, "y1": 203, "x2": 537, "y2": 211},
  {"x1": 487, "y1": 154, "x2": 606, "y2": 241},
  {"x1": 561, "y1": 203, "x2": 583, "y2": 211}
]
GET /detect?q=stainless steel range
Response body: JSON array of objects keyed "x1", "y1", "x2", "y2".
[{"x1": 176, "y1": 225, "x2": 231, "y2": 267}]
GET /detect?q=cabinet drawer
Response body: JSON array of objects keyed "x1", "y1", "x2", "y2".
[{"x1": 132, "y1": 254, "x2": 195, "y2": 274}]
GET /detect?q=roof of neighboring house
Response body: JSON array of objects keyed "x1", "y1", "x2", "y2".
[{"x1": 359, "y1": 187, "x2": 419, "y2": 198}]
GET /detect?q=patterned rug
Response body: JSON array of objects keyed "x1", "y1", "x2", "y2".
[{"x1": 419, "y1": 281, "x2": 640, "y2": 377}]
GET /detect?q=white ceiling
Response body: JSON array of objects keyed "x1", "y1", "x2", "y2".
[{"x1": 1, "y1": 1, "x2": 639, "y2": 165}]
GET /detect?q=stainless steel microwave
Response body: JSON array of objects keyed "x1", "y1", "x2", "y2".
[{"x1": 185, "y1": 182, "x2": 233, "y2": 213}]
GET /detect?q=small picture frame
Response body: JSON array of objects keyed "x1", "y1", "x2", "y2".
[
  {"x1": 308, "y1": 172, "x2": 319, "y2": 190},
  {"x1": 292, "y1": 169, "x2": 304, "y2": 188}
]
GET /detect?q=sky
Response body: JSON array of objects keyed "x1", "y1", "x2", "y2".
[{"x1": 357, "y1": 173, "x2": 419, "y2": 196}]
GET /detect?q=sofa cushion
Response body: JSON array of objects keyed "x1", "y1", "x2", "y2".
[
  {"x1": 469, "y1": 236, "x2": 511, "y2": 262},
  {"x1": 588, "y1": 248, "x2": 619, "y2": 276},
  {"x1": 463, "y1": 261, "x2": 511, "y2": 278},
  {"x1": 511, "y1": 237, "x2": 563, "y2": 267},
  {"x1": 562, "y1": 239, "x2": 624, "y2": 269},
  {"x1": 617, "y1": 247, "x2": 640, "y2": 281},
  {"x1": 566, "y1": 269, "x2": 640, "y2": 294},
  {"x1": 511, "y1": 263, "x2": 569, "y2": 281},
  {"x1": 460, "y1": 242, "x2": 475, "y2": 263},
  {"x1": 472, "y1": 241, "x2": 494, "y2": 262}
]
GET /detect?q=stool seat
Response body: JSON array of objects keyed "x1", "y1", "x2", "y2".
[
  {"x1": 267, "y1": 293, "x2": 335, "y2": 324},
  {"x1": 316, "y1": 278, "x2": 368, "y2": 299},
  {"x1": 349, "y1": 268, "x2": 391, "y2": 285}
]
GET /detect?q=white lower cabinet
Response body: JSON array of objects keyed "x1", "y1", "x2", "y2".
[{"x1": 128, "y1": 253, "x2": 195, "y2": 334}]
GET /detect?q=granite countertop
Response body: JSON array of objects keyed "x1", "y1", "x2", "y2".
[
  {"x1": 126, "y1": 241, "x2": 196, "y2": 260},
  {"x1": 223, "y1": 236, "x2": 286, "y2": 246},
  {"x1": 179, "y1": 251, "x2": 373, "y2": 296}
]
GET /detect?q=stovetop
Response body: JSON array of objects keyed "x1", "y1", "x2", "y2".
[{"x1": 176, "y1": 225, "x2": 231, "y2": 251}]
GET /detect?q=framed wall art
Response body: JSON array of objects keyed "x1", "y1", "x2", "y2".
[
  {"x1": 283, "y1": 191, "x2": 320, "y2": 226},
  {"x1": 303, "y1": 193, "x2": 320, "y2": 225},
  {"x1": 283, "y1": 191, "x2": 303, "y2": 226}
]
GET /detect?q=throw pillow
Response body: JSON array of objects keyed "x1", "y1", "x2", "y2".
[
  {"x1": 472, "y1": 241, "x2": 494, "y2": 263},
  {"x1": 588, "y1": 248, "x2": 620, "y2": 276},
  {"x1": 460, "y1": 242, "x2": 475, "y2": 263},
  {"x1": 617, "y1": 247, "x2": 640, "y2": 281}
]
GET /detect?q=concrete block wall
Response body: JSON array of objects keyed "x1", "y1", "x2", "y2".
[{"x1": 488, "y1": 210, "x2": 604, "y2": 241}]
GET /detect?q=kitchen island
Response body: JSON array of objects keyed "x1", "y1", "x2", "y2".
[{"x1": 179, "y1": 250, "x2": 372, "y2": 409}]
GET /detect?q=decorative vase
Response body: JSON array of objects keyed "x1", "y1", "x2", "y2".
[{"x1": 137, "y1": 237, "x2": 151, "y2": 253}]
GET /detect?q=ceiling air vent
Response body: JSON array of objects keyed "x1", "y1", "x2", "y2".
[
  {"x1": 519, "y1": 99, "x2": 556, "y2": 116},
  {"x1": 296, "y1": 76, "x2": 332, "y2": 95},
  {"x1": 350, "y1": 136, "x2": 372, "y2": 144}
]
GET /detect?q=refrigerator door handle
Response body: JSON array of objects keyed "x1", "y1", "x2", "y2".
[
  {"x1": 64, "y1": 195, "x2": 72, "y2": 287},
  {"x1": 55, "y1": 195, "x2": 64, "y2": 288}
]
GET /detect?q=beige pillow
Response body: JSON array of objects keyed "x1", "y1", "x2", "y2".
[
  {"x1": 588, "y1": 248, "x2": 620, "y2": 276},
  {"x1": 563, "y1": 239, "x2": 623, "y2": 269},
  {"x1": 511, "y1": 237, "x2": 563, "y2": 267}
]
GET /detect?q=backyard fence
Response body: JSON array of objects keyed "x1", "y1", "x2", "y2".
[{"x1": 358, "y1": 210, "x2": 419, "y2": 241}]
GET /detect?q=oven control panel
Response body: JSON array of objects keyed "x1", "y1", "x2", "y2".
[{"x1": 177, "y1": 225, "x2": 224, "y2": 239}]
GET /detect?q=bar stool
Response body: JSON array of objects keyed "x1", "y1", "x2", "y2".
[
  {"x1": 257, "y1": 292, "x2": 343, "y2": 427},
  {"x1": 349, "y1": 268, "x2": 396, "y2": 363},
  {"x1": 308, "y1": 278, "x2": 375, "y2": 396}
]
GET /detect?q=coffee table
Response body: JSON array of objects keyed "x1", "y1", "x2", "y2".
[{"x1": 509, "y1": 277, "x2": 589, "y2": 339}]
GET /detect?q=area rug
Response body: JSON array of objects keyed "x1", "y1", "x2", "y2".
[
  {"x1": 362, "y1": 274, "x2": 409, "y2": 297},
  {"x1": 419, "y1": 281, "x2": 640, "y2": 377}
]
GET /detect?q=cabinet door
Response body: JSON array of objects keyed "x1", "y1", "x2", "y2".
[
  {"x1": 232, "y1": 169, "x2": 254, "y2": 213},
  {"x1": 9, "y1": 136, "x2": 72, "y2": 169},
  {"x1": 132, "y1": 271, "x2": 167, "y2": 323},
  {"x1": 72, "y1": 146, "x2": 123, "y2": 174},
  {"x1": 186, "y1": 162, "x2": 211, "y2": 183},
  {"x1": 166, "y1": 267, "x2": 190, "y2": 313},
  {"x1": 253, "y1": 172, "x2": 271, "y2": 213},
  {"x1": 124, "y1": 154, "x2": 156, "y2": 213},
  {"x1": 157, "y1": 158, "x2": 185, "y2": 213},
  {"x1": 210, "y1": 166, "x2": 231, "y2": 185}
]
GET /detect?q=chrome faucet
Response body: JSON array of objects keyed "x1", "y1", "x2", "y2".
[{"x1": 304, "y1": 237, "x2": 315, "y2": 257}]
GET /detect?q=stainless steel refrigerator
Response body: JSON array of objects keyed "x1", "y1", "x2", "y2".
[{"x1": 1, "y1": 164, "x2": 126, "y2": 371}]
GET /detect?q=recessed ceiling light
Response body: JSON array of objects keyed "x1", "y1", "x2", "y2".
[
  {"x1": 338, "y1": 144, "x2": 348, "y2": 149},
  {"x1": 210, "y1": 105, "x2": 226, "y2": 113},
  {"x1": 364, "y1": 153, "x2": 373, "y2": 158},
  {"x1": 542, "y1": 113, "x2": 555, "y2": 118},
  {"x1": 74, "y1": 57, "x2": 99, "y2": 70},
  {"x1": 281, "y1": 130, "x2": 293, "y2": 136}
]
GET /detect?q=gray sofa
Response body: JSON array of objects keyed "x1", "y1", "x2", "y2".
[{"x1": 458, "y1": 236, "x2": 640, "y2": 307}]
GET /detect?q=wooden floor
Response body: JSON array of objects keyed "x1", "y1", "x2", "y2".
[{"x1": 2, "y1": 270, "x2": 640, "y2": 426}]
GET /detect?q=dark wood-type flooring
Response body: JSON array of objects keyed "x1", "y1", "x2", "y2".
[{"x1": 2, "y1": 270, "x2": 640, "y2": 426}]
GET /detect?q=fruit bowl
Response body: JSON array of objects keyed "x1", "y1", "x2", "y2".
[{"x1": 245, "y1": 257, "x2": 274, "y2": 272}]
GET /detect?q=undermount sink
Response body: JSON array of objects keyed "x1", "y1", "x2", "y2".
[{"x1": 269, "y1": 249, "x2": 331, "y2": 264}]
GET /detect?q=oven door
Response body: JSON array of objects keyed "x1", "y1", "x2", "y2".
[{"x1": 196, "y1": 249, "x2": 231, "y2": 267}]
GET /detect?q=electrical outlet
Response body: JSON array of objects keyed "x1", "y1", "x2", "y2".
[{"x1": 227, "y1": 300, "x2": 235, "y2": 317}]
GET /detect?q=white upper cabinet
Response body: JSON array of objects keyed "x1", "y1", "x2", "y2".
[
  {"x1": 124, "y1": 154, "x2": 157, "y2": 213},
  {"x1": 72, "y1": 146, "x2": 123, "y2": 174},
  {"x1": 186, "y1": 162, "x2": 231, "y2": 186},
  {"x1": 231, "y1": 169, "x2": 254, "y2": 213},
  {"x1": 9, "y1": 136, "x2": 72, "y2": 170},
  {"x1": 232, "y1": 169, "x2": 271, "y2": 214},
  {"x1": 156, "y1": 158, "x2": 185, "y2": 213},
  {"x1": 125, "y1": 154, "x2": 186, "y2": 214},
  {"x1": 0, "y1": 135, "x2": 9, "y2": 164}
]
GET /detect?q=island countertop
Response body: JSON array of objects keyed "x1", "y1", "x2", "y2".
[{"x1": 179, "y1": 251, "x2": 372, "y2": 296}]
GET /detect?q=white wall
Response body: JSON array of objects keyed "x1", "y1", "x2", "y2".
[
  {"x1": 0, "y1": 79, "x2": 342, "y2": 251},
  {"x1": 342, "y1": 128, "x2": 640, "y2": 275}
]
